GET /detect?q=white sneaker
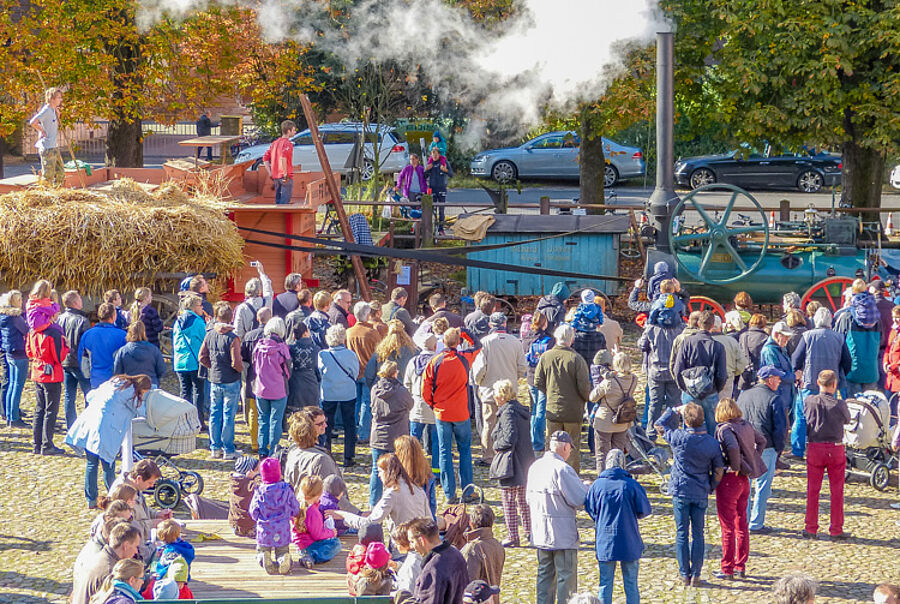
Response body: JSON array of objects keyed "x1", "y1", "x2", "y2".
[
  {"x1": 210, "y1": 449, "x2": 223, "y2": 459},
  {"x1": 890, "y1": 502, "x2": 900, "y2": 510},
  {"x1": 277, "y1": 552, "x2": 292, "y2": 575},
  {"x1": 222, "y1": 451, "x2": 239, "y2": 461}
]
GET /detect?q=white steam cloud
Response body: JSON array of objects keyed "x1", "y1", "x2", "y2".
[{"x1": 138, "y1": 0, "x2": 664, "y2": 144}]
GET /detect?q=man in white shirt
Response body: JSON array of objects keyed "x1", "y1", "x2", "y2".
[{"x1": 29, "y1": 87, "x2": 65, "y2": 186}]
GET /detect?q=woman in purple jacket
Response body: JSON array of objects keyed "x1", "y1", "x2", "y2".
[
  {"x1": 396, "y1": 154, "x2": 427, "y2": 202},
  {"x1": 252, "y1": 317, "x2": 292, "y2": 457}
]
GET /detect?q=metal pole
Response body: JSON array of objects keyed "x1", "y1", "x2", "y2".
[
  {"x1": 299, "y1": 95, "x2": 371, "y2": 300},
  {"x1": 647, "y1": 31, "x2": 679, "y2": 256}
]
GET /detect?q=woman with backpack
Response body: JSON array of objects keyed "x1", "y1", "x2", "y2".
[
  {"x1": 522, "y1": 312, "x2": 555, "y2": 453},
  {"x1": 712, "y1": 397, "x2": 766, "y2": 580},
  {"x1": 588, "y1": 352, "x2": 637, "y2": 472}
]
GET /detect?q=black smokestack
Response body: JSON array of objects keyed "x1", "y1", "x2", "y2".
[{"x1": 647, "y1": 30, "x2": 679, "y2": 255}]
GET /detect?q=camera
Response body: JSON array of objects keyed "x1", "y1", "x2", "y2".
[{"x1": 250, "y1": 260, "x2": 260, "y2": 268}]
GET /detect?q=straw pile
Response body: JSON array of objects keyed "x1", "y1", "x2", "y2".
[{"x1": 0, "y1": 179, "x2": 245, "y2": 294}]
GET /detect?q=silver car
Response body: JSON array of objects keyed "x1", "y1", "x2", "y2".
[
  {"x1": 235, "y1": 122, "x2": 409, "y2": 180},
  {"x1": 469, "y1": 130, "x2": 645, "y2": 187}
]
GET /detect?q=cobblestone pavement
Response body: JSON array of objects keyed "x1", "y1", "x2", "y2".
[{"x1": 1, "y1": 326, "x2": 899, "y2": 603}]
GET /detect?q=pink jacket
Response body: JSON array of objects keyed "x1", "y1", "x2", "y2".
[{"x1": 292, "y1": 501, "x2": 336, "y2": 550}]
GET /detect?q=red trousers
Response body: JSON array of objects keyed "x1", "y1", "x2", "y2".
[
  {"x1": 715, "y1": 472, "x2": 750, "y2": 574},
  {"x1": 805, "y1": 442, "x2": 846, "y2": 536}
]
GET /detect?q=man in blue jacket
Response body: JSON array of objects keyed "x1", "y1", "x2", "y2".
[
  {"x1": 78, "y1": 303, "x2": 127, "y2": 389},
  {"x1": 655, "y1": 403, "x2": 724, "y2": 587},
  {"x1": 671, "y1": 310, "x2": 727, "y2": 436},
  {"x1": 585, "y1": 449, "x2": 652, "y2": 604}
]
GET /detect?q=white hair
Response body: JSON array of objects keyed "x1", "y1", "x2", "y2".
[
  {"x1": 567, "y1": 594, "x2": 601, "y2": 604},
  {"x1": 244, "y1": 277, "x2": 261, "y2": 297},
  {"x1": 264, "y1": 316, "x2": 286, "y2": 339},
  {"x1": 782, "y1": 292, "x2": 800, "y2": 309},
  {"x1": 553, "y1": 323, "x2": 574, "y2": 345},
  {"x1": 353, "y1": 300, "x2": 371, "y2": 322},
  {"x1": 325, "y1": 324, "x2": 346, "y2": 348},
  {"x1": 612, "y1": 351, "x2": 632, "y2": 375},
  {"x1": 813, "y1": 307, "x2": 833, "y2": 328},
  {"x1": 549, "y1": 439, "x2": 569, "y2": 454},
  {"x1": 724, "y1": 310, "x2": 744, "y2": 331},
  {"x1": 713, "y1": 315, "x2": 723, "y2": 331}
]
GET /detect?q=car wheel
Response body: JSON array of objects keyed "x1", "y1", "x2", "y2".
[
  {"x1": 689, "y1": 168, "x2": 716, "y2": 189},
  {"x1": 604, "y1": 165, "x2": 619, "y2": 188},
  {"x1": 360, "y1": 160, "x2": 375, "y2": 181},
  {"x1": 491, "y1": 160, "x2": 517, "y2": 183},
  {"x1": 797, "y1": 170, "x2": 823, "y2": 193}
]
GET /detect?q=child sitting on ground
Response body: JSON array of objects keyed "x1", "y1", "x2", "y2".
[
  {"x1": 347, "y1": 524, "x2": 385, "y2": 590},
  {"x1": 319, "y1": 475, "x2": 349, "y2": 535},
  {"x1": 292, "y1": 475, "x2": 341, "y2": 569},
  {"x1": 249, "y1": 457, "x2": 299, "y2": 575},
  {"x1": 230, "y1": 455, "x2": 260, "y2": 538},
  {"x1": 155, "y1": 519, "x2": 195, "y2": 579},
  {"x1": 572, "y1": 290, "x2": 604, "y2": 332},
  {"x1": 349, "y1": 542, "x2": 394, "y2": 596},
  {"x1": 648, "y1": 279, "x2": 685, "y2": 328},
  {"x1": 391, "y1": 521, "x2": 423, "y2": 595}
]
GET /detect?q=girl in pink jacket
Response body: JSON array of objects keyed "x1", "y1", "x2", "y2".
[{"x1": 292, "y1": 475, "x2": 341, "y2": 568}]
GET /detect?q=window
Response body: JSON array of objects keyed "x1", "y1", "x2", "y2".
[
  {"x1": 293, "y1": 134, "x2": 313, "y2": 146},
  {"x1": 531, "y1": 136, "x2": 564, "y2": 149},
  {"x1": 324, "y1": 131, "x2": 357, "y2": 144}
]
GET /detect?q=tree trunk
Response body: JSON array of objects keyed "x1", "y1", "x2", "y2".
[
  {"x1": 106, "y1": 120, "x2": 143, "y2": 167},
  {"x1": 840, "y1": 141, "x2": 884, "y2": 209},
  {"x1": 103, "y1": 7, "x2": 143, "y2": 168},
  {"x1": 579, "y1": 107, "x2": 605, "y2": 215},
  {"x1": 0, "y1": 137, "x2": 5, "y2": 180}
]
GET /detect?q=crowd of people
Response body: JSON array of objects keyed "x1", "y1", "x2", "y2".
[{"x1": 6, "y1": 258, "x2": 900, "y2": 603}]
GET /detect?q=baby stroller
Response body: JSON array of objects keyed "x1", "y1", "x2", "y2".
[
  {"x1": 132, "y1": 389, "x2": 204, "y2": 508},
  {"x1": 844, "y1": 390, "x2": 897, "y2": 491},
  {"x1": 626, "y1": 424, "x2": 672, "y2": 495}
]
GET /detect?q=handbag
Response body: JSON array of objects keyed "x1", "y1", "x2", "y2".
[{"x1": 488, "y1": 450, "x2": 514, "y2": 480}]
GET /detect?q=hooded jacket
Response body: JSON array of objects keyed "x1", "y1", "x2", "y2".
[
  {"x1": 113, "y1": 341, "x2": 166, "y2": 386},
  {"x1": 26, "y1": 322, "x2": 68, "y2": 383},
  {"x1": 655, "y1": 408, "x2": 724, "y2": 501},
  {"x1": 58, "y1": 308, "x2": 90, "y2": 368},
  {"x1": 760, "y1": 337, "x2": 794, "y2": 409},
  {"x1": 584, "y1": 467, "x2": 652, "y2": 562},
  {"x1": 628, "y1": 261, "x2": 680, "y2": 313},
  {"x1": 0, "y1": 305, "x2": 28, "y2": 358},
  {"x1": 252, "y1": 335, "x2": 292, "y2": 400},
  {"x1": 404, "y1": 351, "x2": 438, "y2": 424},
  {"x1": 304, "y1": 309, "x2": 332, "y2": 350},
  {"x1": 173, "y1": 310, "x2": 206, "y2": 372},
  {"x1": 79, "y1": 323, "x2": 128, "y2": 388},
  {"x1": 536, "y1": 282, "x2": 569, "y2": 328},
  {"x1": 288, "y1": 336, "x2": 321, "y2": 409},
  {"x1": 249, "y1": 480, "x2": 300, "y2": 548},
  {"x1": 369, "y1": 376, "x2": 413, "y2": 451},
  {"x1": 25, "y1": 297, "x2": 59, "y2": 331},
  {"x1": 490, "y1": 399, "x2": 534, "y2": 487},
  {"x1": 522, "y1": 327, "x2": 555, "y2": 386},
  {"x1": 835, "y1": 308, "x2": 881, "y2": 384},
  {"x1": 66, "y1": 380, "x2": 142, "y2": 463}
]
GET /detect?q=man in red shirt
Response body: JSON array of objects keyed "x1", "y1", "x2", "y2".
[{"x1": 263, "y1": 120, "x2": 297, "y2": 205}]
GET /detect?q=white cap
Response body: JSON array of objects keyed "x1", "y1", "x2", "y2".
[{"x1": 772, "y1": 321, "x2": 793, "y2": 337}]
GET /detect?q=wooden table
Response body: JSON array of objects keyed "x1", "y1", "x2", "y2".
[
  {"x1": 178, "y1": 135, "x2": 241, "y2": 166},
  {"x1": 179, "y1": 519, "x2": 389, "y2": 601}
]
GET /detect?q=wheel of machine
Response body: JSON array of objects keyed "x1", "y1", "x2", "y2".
[
  {"x1": 689, "y1": 168, "x2": 716, "y2": 189},
  {"x1": 797, "y1": 170, "x2": 824, "y2": 193},
  {"x1": 491, "y1": 161, "x2": 517, "y2": 183},
  {"x1": 604, "y1": 164, "x2": 619, "y2": 188},
  {"x1": 361, "y1": 159, "x2": 375, "y2": 181},
  {"x1": 180, "y1": 471, "x2": 204, "y2": 496},
  {"x1": 800, "y1": 277, "x2": 854, "y2": 313},
  {"x1": 670, "y1": 183, "x2": 769, "y2": 285},
  {"x1": 869, "y1": 462, "x2": 890, "y2": 491},
  {"x1": 154, "y1": 478, "x2": 181, "y2": 509},
  {"x1": 687, "y1": 296, "x2": 726, "y2": 319}
]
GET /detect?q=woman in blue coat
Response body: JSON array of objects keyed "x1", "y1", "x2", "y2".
[
  {"x1": 172, "y1": 295, "x2": 208, "y2": 421},
  {"x1": 66, "y1": 374, "x2": 152, "y2": 508},
  {"x1": 584, "y1": 449, "x2": 652, "y2": 604},
  {"x1": 0, "y1": 290, "x2": 29, "y2": 427},
  {"x1": 760, "y1": 322, "x2": 795, "y2": 415},
  {"x1": 113, "y1": 321, "x2": 167, "y2": 387}
]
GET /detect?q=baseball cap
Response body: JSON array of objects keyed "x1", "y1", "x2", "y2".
[
  {"x1": 549, "y1": 430, "x2": 573, "y2": 445},
  {"x1": 463, "y1": 580, "x2": 501, "y2": 603},
  {"x1": 489, "y1": 312, "x2": 507, "y2": 327},
  {"x1": 771, "y1": 321, "x2": 793, "y2": 337},
  {"x1": 758, "y1": 365, "x2": 787, "y2": 380}
]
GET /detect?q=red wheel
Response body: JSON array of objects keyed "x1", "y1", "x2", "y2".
[
  {"x1": 687, "y1": 296, "x2": 726, "y2": 319},
  {"x1": 801, "y1": 277, "x2": 854, "y2": 313}
]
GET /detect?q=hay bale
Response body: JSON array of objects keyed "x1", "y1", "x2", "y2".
[{"x1": 0, "y1": 179, "x2": 245, "y2": 295}]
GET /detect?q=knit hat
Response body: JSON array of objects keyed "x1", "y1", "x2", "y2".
[
  {"x1": 168, "y1": 556, "x2": 189, "y2": 583},
  {"x1": 234, "y1": 455, "x2": 259, "y2": 476},
  {"x1": 488, "y1": 312, "x2": 507, "y2": 327},
  {"x1": 592, "y1": 348, "x2": 613, "y2": 367},
  {"x1": 152, "y1": 578, "x2": 179, "y2": 600},
  {"x1": 259, "y1": 457, "x2": 281, "y2": 484},
  {"x1": 358, "y1": 522, "x2": 384, "y2": 545},
  {"x1": 550, "y1": 282, "x2": 570, "y2": 302},
  {"x1": 322, "y1": 474, "x2": 346, "y2": 498},
  {"x1": 581, "y1": 290, "x2": 595, "y2": 304},
  {"x1": 365, "y1": 542, "x2": 391, "y2": 569}
]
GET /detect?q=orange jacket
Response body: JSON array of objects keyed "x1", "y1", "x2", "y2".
[
  {"x1": 422, "y1": 345, "x2": 481, "y2": 423},
  {"x1": 26, "y1": 324, "x2": 68, "y2": 383}
]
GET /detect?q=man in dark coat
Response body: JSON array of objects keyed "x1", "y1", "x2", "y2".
[
  {"x1": 272, "y1": 273, "x2": 304, "y2": 319},
  {"x1": 671, "y1": 310, "x2": 727, "y2": 435},
  {"x1": 195, "y1": 113, "x2": 216, "y2": 161},
  {"x1": 409, "y1": 518, "x2": 469, "y2": 604}
]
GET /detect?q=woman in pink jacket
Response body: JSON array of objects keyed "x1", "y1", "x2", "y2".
[{"x1": 252, "y1": 317, "x2": 292, "y2": 457}]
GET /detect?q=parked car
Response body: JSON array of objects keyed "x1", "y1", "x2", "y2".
[
  {"x1": 234, "y1": 122, "x2": 409, "y2": 180},
  {"x1": 469, "y1": 131, "x2": 645, "y2": 187},
  {"x1": 891, "y1": 164, "x2": 900, "y2": 189},
  {"x1": 674, "y1": 145, "x2": 841, "y2": 193}
]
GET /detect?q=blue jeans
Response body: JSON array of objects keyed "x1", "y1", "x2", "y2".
[
  {"x1": 209, "y1": 380, "x2": 241, "y2": 454},
  {"x1": 178, "y1": 369, "x2": 208, "y2": 422},
  {"x1": 748, "y1": 447, "x2": 778, "y2": 530},
  {"x1": 356, "y1": 380, "x2": 372, "y2": 443},
  {"x1": 274, "y1": 177, "x2": 294, "y2": 205},
  {"x1": 63, "y1": 367, "x2": 91, "y2": 429},
  {"x1": 648, "y1": 379, "x2": 680, "y2": 432},
  {"x1": 303, "y1": 537, "x2": 341, "y2": 564},
  {"x1": 792, "y1": 387, "x2": 816, "y2": 457},
  {"x1": 681, "y1": 390, "x2": 719, "y2": 437},
  {"x1": 322, "y1": 399, "x2": 356, "y2": 463},
  {"x1": 435, "y1": 418, "x2": 473, "y2": 500},
  {"x1": 256, "y1": 396, "x2": 287, "y2": 457},
  {"x1": 85, "y1": 451, "x2": 116, "y2": 506},
  {"x1": 369, "y1": 448, "x2": 389, "y2": 507},
  {"x1": 672, "y1": 496, "x2": 707, "y2": 578},
  {"x1": 529, "y1": 386, "x2": 547, "y2": 451},
  {"x1": 410, "y1": 421, "x2": 439, "y2": 472},
  {"x1": 0, "y1": 354, "x2": 8, "y2": 417},
  {"x1": 5, "y1": 355, "x2": 27, "y2": 422},
  {"x1": 597, "y1": 559, "x2": 640, "y2": 604}
]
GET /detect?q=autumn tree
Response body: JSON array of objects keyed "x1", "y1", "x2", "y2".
[{"x1": 665, "y1": 0, "x2": 900, "y2": 208}]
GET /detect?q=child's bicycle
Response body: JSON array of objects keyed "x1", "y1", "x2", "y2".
[{"x1": 132, "y1": 450, "x2": 204, "y2": 509}]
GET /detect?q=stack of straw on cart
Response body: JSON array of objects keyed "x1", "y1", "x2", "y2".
[{"x1": 0, "y1": 179, "x2": 244, "y2": 294}]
